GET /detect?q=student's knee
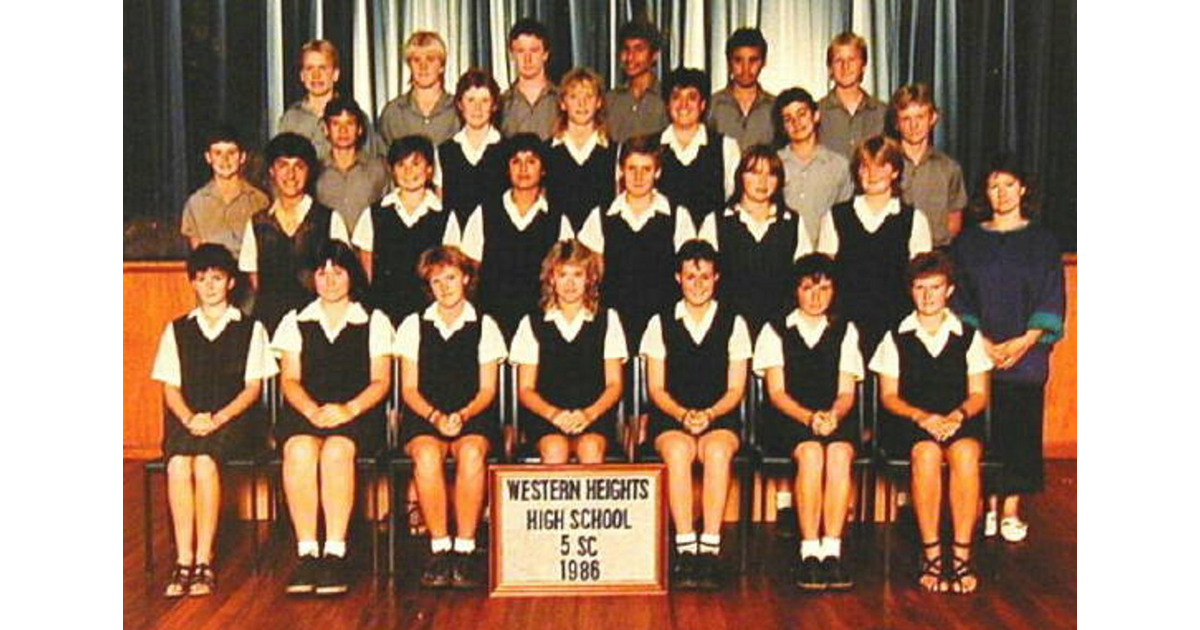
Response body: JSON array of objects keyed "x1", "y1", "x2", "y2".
[
  {"x1": 795, "y1": 441, "x2": 824, "y2": 472},
  {"x1": 167, "y1": 455, "x2": 194, "y2": 478},
  {"x1": 455, "y1": 437, "x2": 490, "y2": 473},
  {"x1": 911, "y1": 441, "x2": 943, "y2": 474},
  {"x1": 576, "y1": 434, "x2": 607, "y2": 464},
  {"x1": 192, "y1": 455, "x2": 220, "y2": 482},
  {"x1": 321, "y1": 436, "x2": 357, "y2": 466},
  {"x1": 657, "y1": 433, "x2": 696, "y2": 465},
  {"x1": 538, "y1": 435, "x2": 570, "y2": 464},
  {"x1": 948, "y1": 439, "x2": 981, "y2": 475},
  {"x1": 825, "y1": 442, "x2": 855, "y2": 473},
  {"x1": 283, "y1": 436, "x2": 320, "y2": 465},
  {"x1": 409, "y1": 439, "x2": 446, "y2": 474},
  {"x1": 701, "y1": 436, "x2": 736, "y2": 466}
]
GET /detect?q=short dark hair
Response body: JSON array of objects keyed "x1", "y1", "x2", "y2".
[
  {"x1": 504, "y1": 132, "x2": 548, "y2": 165},
  {"x1": 618, "y1": 134, "x2": 661, "y2": 166},
  {"x1": 906, "y1": 251, "x2": 956, "y2": 288},
  {"x1": 618, "y1": 20, "x2": 661, "y2": 52},
  {"x1": 453, "y1": 67, "x2": 502, "y2": 126},
  {"x1": 265, "y1": 132, "x2": 318, "y2": 174},
  {"x1": 205, "y1": 124, "x2": 244, "y2": 151},
  {"x1": 726, "y1": 27, "x2": 767, "y2": 60},
  {"x1": 973, "y1": 151, "x2": 1040, "y2": 223},
  {"x1": 675, "y1": 239, "x2": 719, "y2": 274},
  {"x1": 850, "y1": 135, "x2": 904, "y2": 196},
  {"x1": 791, "y1": 253, "x2": 837, "y2": 289},
  {"x1": 728, "y1": 144, "x2": 787, "y2": 210},
  {"x1": 187, "y1": 243, "x2": 238, "y2": 278},
  {"x1": 321, "y1": 96, "x2": 369, "y2": 148},
  {"x1": 771, "y1": 87, "x2": 818, "y2": 146},
  {"x1": 509, "y1": 17, "x2": 551, "y2": 51},
  {"x1": 662, "y1": 67, "x2": 710, "y2": 115},
  {"x1": 309, "y1": 240, "x2": 370, "y2": 302},
  {"x1": 387, "y1": 135, "x2": 436, "y2": 172}
]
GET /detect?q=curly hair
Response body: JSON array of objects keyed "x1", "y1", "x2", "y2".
[
  {"x1": 538, "y1": 239, "x2": 604, "y2": 314},
  {"x1": 416, "y1": 245, "x2": 480, "y2": 301}
]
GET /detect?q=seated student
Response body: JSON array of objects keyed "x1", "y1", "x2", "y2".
[
  {"x1": 604, "y1": 20, "x2": 669, "y2": 145},
  {"x1": 546, "y1": 67, "x2": 618, "y2": 232},
  {"x1": 180, "y1": 125, "x2": 269, "y2": 257},
  {"x1": 272, "y1": 241, "x2": 393, "y2": 596},
  {"x1": 708, "y1": 27, "x2": 776, "y2": 150},
  {"x1": 459, "y1": 133, "x2": 575, "y2": 339},
  {"x1": 500, "y1": 18, "x2": 559, "y2": 140},
  {"x1": 950, "y1": 154, "x2": 1064, "y2": 543},
  {"x1": 772, "y1": 87, "x2": 854, "y2": 247},
  {"x1": 511, "y1": 240, "x2": 627, "y2": 464},
  {"x1": 816, "y1": 32, "x2": 887, "y2": 160},
  {"x1": 278, "y1": 39, "x2": 384, "y2": 159},
  {"x1": 576, "y1": 134, "x2": 699, "y2": 350},
  {"x1": 239, "y1": 133, "x2": 351, "y2": 333},
  {"x1": 869, "y1": 251, "x2": 993, "y2": 594},
  {"x1": 436, "y1": 68, "x2": 508, "y2": 224},
  {"x1": 753, "y1": 253, "x2": 863, "y2": 592},
  {"x1": 352, "y1": 135, "x2": 461, "y2": 324},
  {"x1": 151, "y1": 244, "x2": 277, "y2": 598},
  {"x1": 315, "y1": 96, "x2": 389, "y2": 232},
  {"x1": 640, "y1": 239, "x2": 751, "y2": 590},
  {"x1": 657, "y1": 67, "x2": 741, "y2": 227},
  {"x1": 698, "y1": 145, "x2": 813, "y2": 333},
  {"x1": 395, "y1": 246, "x2": 506, "y2": 589},
  {"x1": 891, "y1": 83, "x2": 968, "y2": 248},
  {"x1": 378, "y1": 31, "x2": 461, "y2": 147},
  {"x1": 816, "y1": 135, "x2": 932, "y2": 357}
]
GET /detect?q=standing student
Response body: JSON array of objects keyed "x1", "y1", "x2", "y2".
[
  {"x1": 699, "y1": 146, "x2": 813, "y2": 333},
  {"x1": 657, "y1": 67, "x2": 741, "y2": 227},
  {"x1": 891, "y1": 83, "x2": 969, "y2": 248},
  {"x1": 435, "y1": 69, "x2": 508, "y2": 224},
  {"x1": 816, "y1": 135, "x2": 932, "y2": 357},
  {"x1": 576, "y1": 134, "x2": 699, "y2": 350},
  {"x1": 753, "y1": 253, "x2": 863, "y2": 591},
  {"x1": 772, "y1": 88, "x2": 854, "y2": 247},
  {"x1": 278, "y1": 40, "x2": 384, "y2": 159},
  {"x1": 870, "y1": 251, "x2": 993, "y2": 594},
  {"x1": 511, "y1": 240, "x2": 627, "y2": 463},
  {"x1": 951, "y1": 154, "x2": 1064, "y2": 544},
  {"x1": 641, "y1": 239, "x2": 751, "y2": 590},
  {"x1": 500, "y1": 18, "x2": 559, "y2": 140},
  {"x1": 708, "y1": 27, "x2": 776, "y2": 150},
  {"x1": 315, "y1": 97, "x2": 389, "y2": 232},
  {"x1": 817, "y1": 32, "x2": 886, "y2": 160},
  {"x1": 352, "y1": 135, "x2": 461, "y2": 324},
  {"x1": 604, "y1": 20, "x2": 669, "y2": 145},
  {"x1": 180, "y1": 125, "x2": 270, "y2": 257},
  {"x1": 546, "y1": 67, "x2": 617, "y2": 231},
  {"x1": 378, "y1": 31, "x2": 461, "y2": 147},
  {"x1": 396, "y1": 246, "x2": 506, "y2": 589},
  {"x1": 238, "y1": 133, "x2": 351, "y2": 333},
  {"x1": 459, "y1": 133, "x2": 574, "y2": 338},
  {"x1": 151, "y1": 244, "x2": 277, "y2": 598},
  {"x1": 272, "y1": 241, "x2": 393, "y2": 596}
]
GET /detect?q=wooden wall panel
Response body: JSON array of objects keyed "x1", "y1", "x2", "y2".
[{"x1": 1044, "y1": 255, "x2": 1077, "y2": 458}]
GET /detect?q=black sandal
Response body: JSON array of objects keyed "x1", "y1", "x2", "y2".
[
  {"x1": 917, "y1": 540, "x2": 945, "y2": 593},
  {"x1": 189, "y1": 563, "x2": 216, "y2": 596},
  {"x1": 948, "y1": 541, "x2": 979, "y2": 594},
  {"x1": 163, "y1": 564, "x2": 191, "y2": 598}
]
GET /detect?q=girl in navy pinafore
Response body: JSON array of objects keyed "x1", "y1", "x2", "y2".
[
  {"x1": 545, "y1": 67, "x2": 617, "y2": 232},
  {"x1": 436, "y1": 68, "x2": 507, "y2": 225}
]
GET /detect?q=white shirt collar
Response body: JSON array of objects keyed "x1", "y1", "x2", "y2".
[
  {"x1": 852, "y1": 195, "x2": 902, "y2": 217},
  {"x1": 785, "y1": 309, "x2": 829, "y2": 348},
  {"x1": 269, "y1": 194, "x2": 314, "y2": 222},
  {"x1": 724, "y1": 203, "x2": 784, "y2": 242},
  {"x1": 552, "y1": 130, "x2": 608, "y2": 165},
  {"x1": 453, "y1": 125, "x2": 502, "y2": 166},
  {"x1": 897, "y1": 310, "x2": 964, "y2": 357},
  {"x1": 296, "y1": 299, "x2": 371, "y2": 342},
  {"x1": 660, "y1": 125, "x2": 709, "y2": 165},
  {"x1": 381, "y1": 189, "x2": 443, "y2": 227},
  {"x1": 421, "y1": 301, "x2": 478, "y2": 339},
  {"x1": 673, "y1": 299, "x2": 719, "y2": 344},
  {"x1": 187, "y1": 306, "x2": 243, "y2": 341},
  {"x1": 502, "y1": 189, "x2": 550, "y2": 231},
  {"x1": 606, "y1": 190, "x2": 672, "y2": 232},
  {"x1": 543, "y1": 306, "x2": 595, "y2": 342}
]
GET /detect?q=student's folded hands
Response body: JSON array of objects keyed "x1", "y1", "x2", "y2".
[{"x1": 312, "y1": 403, "x2": 355, "y2": 428}]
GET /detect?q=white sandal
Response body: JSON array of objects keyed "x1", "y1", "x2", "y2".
[
  {"x1": 1000, "y1": 516, "x2": 1028, "y2": 542},
  {"x1": 983, "y1": 510, "x2": 998, "y2": 538}
]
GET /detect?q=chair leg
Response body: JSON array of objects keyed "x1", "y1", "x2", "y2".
[
  {"x1": 368, "y1": 469, "x2": 379, "y2": 576},
  {"x1": 388, "y1": 469, "x2": 398, "y2": 576},
  {"x1": 250, "y1": 467, "x2": 260, "y2": 574},
  {"x1": 144, "y1": 466, "x2": 156, "y2": 572},
  {"x1": 739, "y1": 467, "x2": 752, "y2": 574},
  {"x1": 882, "y1": 477, "x2": 893, "y2": 581}
]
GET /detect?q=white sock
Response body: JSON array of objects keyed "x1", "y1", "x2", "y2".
[
  {"x1": 297, "y1": 540, "x2": 320, "y2": 557},
  {"x1": 430, "y1": 536, "x2": 453, "y2": 554},
  {"x1": 699, "y1": 533, "x2": 721, "y2": 555},
  {"x1": 453, "y1": 538, "x2": 476, "y2": 554},
  {"x1": 821, "y1": 537, "x2": 841, "y2": 559},
  {"x1": 777, "y1": 492, "x2": 793, "y2": 510},
  {"x1": 323, "y1": 540, "x2": 346, "y2": 558},
  {"x1": 800, "y1": 539, "x2": 821, "y2": 559},
  {"x1": 675, "y1": 532, "x2": 697, "y2": 554}
]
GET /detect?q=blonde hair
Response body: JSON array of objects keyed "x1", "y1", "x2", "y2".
[
  {"x1": 299, "y1": 39, "x2": 339, "y2": 69},
  {"x1": 538, "y1": 240, "x2": 604, "y2": 314},
  {"x1": 417, "y1": 245, "x2": 479, "y2": 300},
  {"x1": 553, "y1": 67, "x2": 609, "y2": 141},
  {"x1": 404, "y1": 31, "x2": 447, "y2": 64}
]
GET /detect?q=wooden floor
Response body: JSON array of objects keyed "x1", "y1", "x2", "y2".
[{"x1": 124, "y1": 460, "x2": 1076, "y2": 630}]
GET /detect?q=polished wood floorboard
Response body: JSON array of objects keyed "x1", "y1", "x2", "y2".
[{"x1": 124, "y1": 461, "x2": 1076, "y2": 630}]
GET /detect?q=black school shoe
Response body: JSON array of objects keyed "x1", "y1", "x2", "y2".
[
  {"x1": 671, "y1": 553, "x2": 698, "y2": 590},
  {"x1": 794, "y1": 556, "x2": 826, "y2": 591},
  {"x1": 419, "y1": 551, "x2": 453, "y2": 589},
  {"x1": 451, "y1": 551, "x2": 485, "y2": 589},
  {"x1": 822, "y1": 555, "x2": 853, "y2": 590},
  {"x1": 285, "y1": 555, "x2": 321, "y2": 594},
  {"x1": 693, "y1": 554, "x2": 723, "y2": 591},
  {"x1": 315, "y1": 555, "x2": 350, "y2": 595}
]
